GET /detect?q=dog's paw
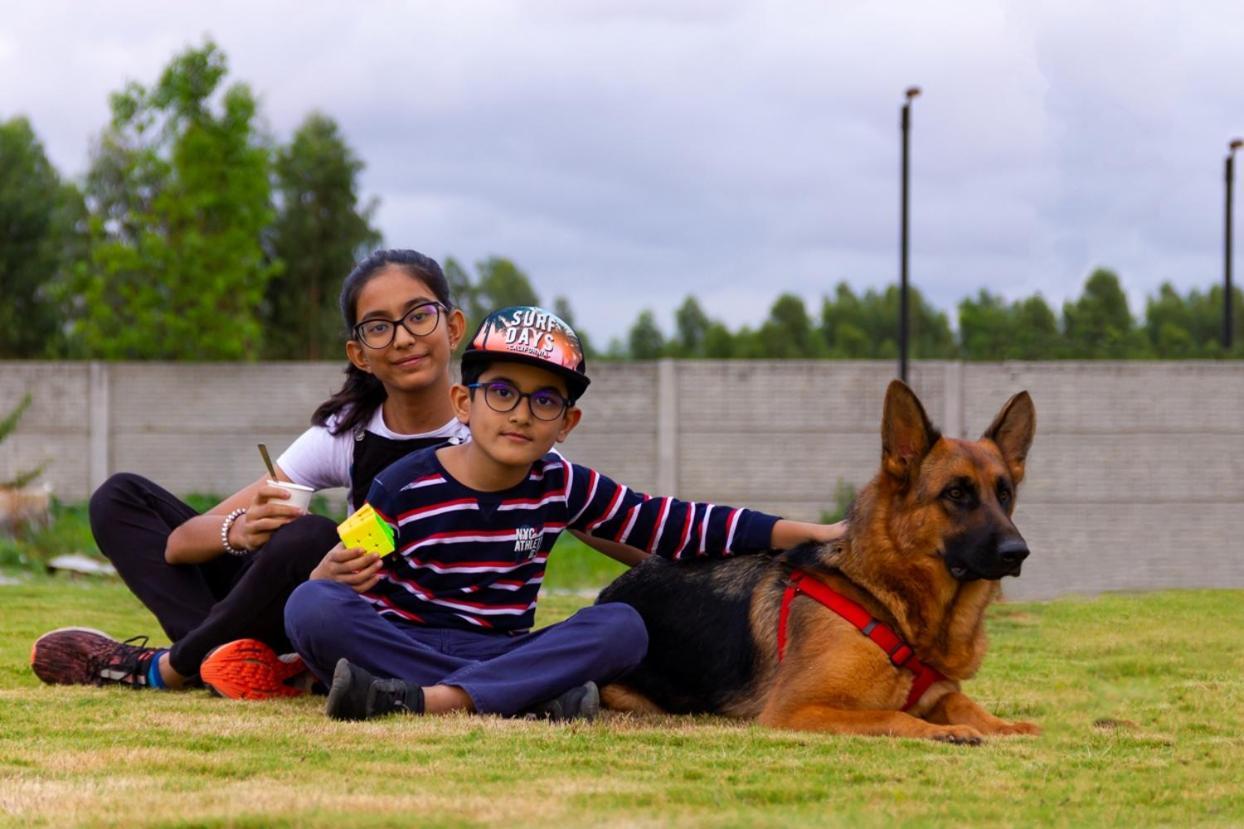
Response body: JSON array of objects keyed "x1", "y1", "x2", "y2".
[
  {"x1": 931, "y1": 725, "x2": 984, "y2": 745},
  {"x1": 996, "y1": 720, "x2": 1041, "y2": 736}
]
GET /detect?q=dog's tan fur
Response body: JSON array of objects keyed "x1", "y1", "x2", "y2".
[{"x1": 602, "y1": 381, "x2": 1040, "y2": 744}]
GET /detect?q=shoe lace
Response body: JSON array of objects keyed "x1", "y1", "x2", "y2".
[
  {"x1": 87, "y1": 635, "x2": 155, "y2": 688},
  {"x1": 370, "y1": 679, "x2": 412, "y2": 714}
]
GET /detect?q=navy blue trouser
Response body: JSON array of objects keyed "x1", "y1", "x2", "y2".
[{"x1": 284, "y1": 580, "x2": 648, "y2": 716}]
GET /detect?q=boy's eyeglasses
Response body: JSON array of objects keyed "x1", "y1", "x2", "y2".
[
  {"x1": 467, "y1": 381, "x2": 570, "y2": 421},
  {"x1": 353, "y1": 302, "x2": 446, "y2": 349}
]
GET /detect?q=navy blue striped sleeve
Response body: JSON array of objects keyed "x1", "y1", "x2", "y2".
[
  {"x1": 565, "y1": 462, "x2": 779, "y2": 559},
  {"x1": 364, "y1": 477, "x2": 399, "y2": 535}
]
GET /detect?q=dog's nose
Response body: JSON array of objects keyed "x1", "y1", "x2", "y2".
[{"x1": 997, "y1": 538, "x2": 1030, "y2": 566}]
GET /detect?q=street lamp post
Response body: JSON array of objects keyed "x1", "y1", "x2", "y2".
[
  {"x1": 1225, "y1": 138, "x2": 1242, "y2": 352},
  {"x1": 899, "y1": 86, "x2": 921, "y2": 383}
]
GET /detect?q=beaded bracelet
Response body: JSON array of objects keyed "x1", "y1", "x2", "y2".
[{"x1": 220, "y1": 507, "x2": 250, "y2": 556}]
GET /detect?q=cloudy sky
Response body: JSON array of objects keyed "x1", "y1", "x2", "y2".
[{"x1": 4, "y1": 1, "x2": 1242, "y2": 341}]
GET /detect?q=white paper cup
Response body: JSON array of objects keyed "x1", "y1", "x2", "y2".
[{"x1": 268, "y1": 480, "x2": 315, "y2": 512}]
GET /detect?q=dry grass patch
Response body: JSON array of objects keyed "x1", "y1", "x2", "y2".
[{"x1": 2, "y1": 582, "x2": 1244, "y2": 827}]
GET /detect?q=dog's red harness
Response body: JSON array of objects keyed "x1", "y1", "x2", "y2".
[{"x1": 777, "y1": 568, "x2": 946, "y2": 712}]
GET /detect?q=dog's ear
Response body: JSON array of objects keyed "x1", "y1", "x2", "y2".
[
  {"x1": 982, "y1": 391, "x2": 1036, "y2": 485},
  {"x1": 881, "y1": 380, "x2": 937, "y2": 483}
]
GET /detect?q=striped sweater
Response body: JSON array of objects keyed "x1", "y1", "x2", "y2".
[{"x1": 361, "y1": 446, "x2": 780, "y2": 633}]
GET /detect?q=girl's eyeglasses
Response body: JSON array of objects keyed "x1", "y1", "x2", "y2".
[
  {"x1": 467, "y1": 381, "x2": 570, "y2": 421},
  {"x1": 353, "y1": 302, "x2": 446, "y2": 349}
]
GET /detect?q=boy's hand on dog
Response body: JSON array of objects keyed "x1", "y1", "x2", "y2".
[
  {"x1": 311, "y1": 542, "x2": 384, "y2": 593},
  {"x1": 770, "y1": 519, "x2": 848, "y2": 549},
  {"x1": 810, "y1": 520, "x2": 848, "y2": 544}
]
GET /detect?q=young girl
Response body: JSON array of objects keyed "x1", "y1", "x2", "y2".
[{"x1": 30, "y1": 250, "x2": 478, "y2": 697}]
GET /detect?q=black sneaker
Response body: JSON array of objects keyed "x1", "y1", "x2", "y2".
[
  {"x1": 525, "y1": 681, "x2": 601, "y2": 722},
  {"x1": 30, "y1": 627, "x2": 165, "y2": 688},
  {"x1": 325, "y1": 658, "x2": 424, "y2": 721}
]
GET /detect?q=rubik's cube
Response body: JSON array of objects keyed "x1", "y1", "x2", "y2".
[{"x1": 337, "y1": 503, "x2": 395, "y2": 556}]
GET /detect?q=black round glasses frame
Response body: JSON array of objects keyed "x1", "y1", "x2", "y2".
[
  {"x1": 352, "y1": 302, "x2": 447, "y2": 349},
  {"x1": 466, "y1": 381, "x2": 571, "y2": 421}
]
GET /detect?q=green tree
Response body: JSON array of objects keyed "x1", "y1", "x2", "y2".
[
  {"x1": 604, "y1": 337, "x2": 628, "y2": 360},
  {"x1": 61, "y1": 41, "x2": 276, "y2": 359},
  {"x1": 1144, "y1": 283, "x2": 1199, "y2": 358},
  {"x1": 730, "y1": 326, "x2": 767, "y2": 359},
  {"x1": 958, "y1": 290, "x2": 1011, "y2": 360},
  {"x1": 757, "y1": 293, "x2": 822, "y2": 357},
  {"x1": 474, "y1": 257, "x2": 540, "y2": 310},
  {"x1": 959, "y1": 290, "x2": 1061, "y2": 360},
  {"x1": 0, "y1": 117, "x2": 85, "y2": 357},
  {"x1": 702, "y1": 322, "x2": 736, "y2": 358},
  {"x1": 1144, "y1": 282, "x2": 1244, "y2": 357},
  {"x1": 443, "y1": 256, "x2": 568, "y2": 354},
  {"x1": 899, "y1": 285, "x2": 956, "y2": 358},
  {"x1": 262, "y1": 113, "x2": 381, "y2": 359},
  {"x1": 0, "y1": 394, "x2": 45, "y2": 489},
  {"x1": 1009, "y1": 295, "x2": 1061, "y2": 358},
  {"x1": 443, "y1": 256, "x2": 481, "y2": 326},
  {"x1": 627, "y1": 310, "x2": 666, "y2": 359},
  {"x1": 1062, "y1": 268, "x2": 1146, "y2": 358},
  {"x1": 1206, "y1": 285, "x2": 1244, "y2": 357},
  {"x1": 552, "y1": 295, "x2": 595, "y2": 358},
  {"x1": 671, "y1": 296, "x2": 711, "y2": 357},
  {"x1": 819, "y1": 282, "x2": 953, "y2": 358},
  {"x1": 700, "y1": 321, "x2": 736, "y2": 358},
  {"x1": 820, "y1": 283, "x2": 876, "y2": 357}
]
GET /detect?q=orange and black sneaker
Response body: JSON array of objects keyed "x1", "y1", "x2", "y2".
[
  {"x1": 31, "y1": 627, "x2": 166, "y2": 688},
  {"x1": 200, "y1": 639, "x2": 311, "y2": 700}
]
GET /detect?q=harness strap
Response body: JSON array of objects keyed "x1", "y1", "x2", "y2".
[{"x1": 776, "y1": 568, "x2": 946, "y2": 712}]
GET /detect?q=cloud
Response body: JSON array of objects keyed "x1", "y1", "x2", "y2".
[{"x1": 3, "y1": 0, "x2": 1241, "y2": 338}]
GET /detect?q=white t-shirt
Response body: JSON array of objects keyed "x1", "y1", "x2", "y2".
[{"x1": 277, "y1": 407, "x2": 470, "y2": 506}]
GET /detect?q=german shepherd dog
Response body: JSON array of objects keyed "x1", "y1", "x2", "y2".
[{"x1": 597, "y1": 380, "x2": 1039, "y2": 744}]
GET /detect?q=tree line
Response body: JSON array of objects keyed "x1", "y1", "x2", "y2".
[
  {"x1": 618, "y1": 270, "x2": 1244, "y2": 360},
  {"x1": 3, "y1": 41, "x2": 1240, "y2": 362}
]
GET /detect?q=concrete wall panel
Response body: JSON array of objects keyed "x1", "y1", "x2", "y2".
[{"x1": 2, "y1": 360, "x2": 1241, "y2": 598}]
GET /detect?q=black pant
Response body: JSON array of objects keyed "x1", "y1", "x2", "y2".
[{"x1": 89, "y1": 473, "x2": 338, "y2": 677}]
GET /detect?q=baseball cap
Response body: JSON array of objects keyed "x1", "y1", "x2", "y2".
[{"x1": 461, "y1": 306, "x2": 591, "y2": 399}]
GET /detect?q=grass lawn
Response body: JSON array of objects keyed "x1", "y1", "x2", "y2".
[{"x1": 2, "y1": 544, "x2": 1243, "y2": 826}]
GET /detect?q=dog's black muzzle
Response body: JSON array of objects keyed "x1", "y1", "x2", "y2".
[{"x1": 945, "y1": 536, "x2": 1030, "y2": 582}]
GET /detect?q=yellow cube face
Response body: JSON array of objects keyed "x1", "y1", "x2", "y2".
[{"x1": 337, "y1": 504, "x2": 396, "y2": 556}]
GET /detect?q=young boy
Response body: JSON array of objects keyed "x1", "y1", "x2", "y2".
[{"x1": 284, "y1": 306, "x2": 843, "y2": 721}]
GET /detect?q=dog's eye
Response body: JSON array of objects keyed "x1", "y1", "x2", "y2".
[
  {"x1": 946, "y1": 487, "x2": 965, "y2": 501},
  {"x1": 998, "y1": 487, "x2": 1012, "y2": 504}
]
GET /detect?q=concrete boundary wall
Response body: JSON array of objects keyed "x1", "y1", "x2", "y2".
[{"x1": 2, "y1": 360, "x2": 1242, "y2": 599}]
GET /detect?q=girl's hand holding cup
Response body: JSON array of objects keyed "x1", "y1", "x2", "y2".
[
  {"x1": 229, "y1": 481, "x2": 313, "y2": 552},
  {"x1": 311, "y1": 542, "x2": 383, "y2": 593}
]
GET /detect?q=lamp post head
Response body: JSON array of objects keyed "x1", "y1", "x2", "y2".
[
  {"x1": 1231, "y1": 138, "x2": 1244, "y2": 154},
  {"x1": 905, "y1": 86, "x2": 922, "y2": 101}
]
